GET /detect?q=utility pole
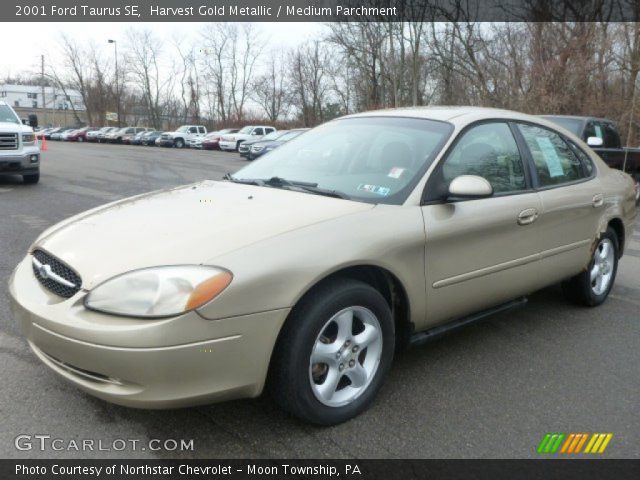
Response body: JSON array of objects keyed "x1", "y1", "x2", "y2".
[
  {"x1": 40, "y1": 55, "x2": 45, "y2": 110},
  {"x1": 108, "y1": 39, "x2": 121, "y2": 127}
]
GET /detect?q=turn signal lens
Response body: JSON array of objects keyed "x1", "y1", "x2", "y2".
[{"x1": 186, "y1": 271, "x2": 233, "y2": 311}]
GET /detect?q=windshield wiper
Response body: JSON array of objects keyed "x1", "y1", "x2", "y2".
[
  {"x1": 292, "y1": 184, "x2": 351, "y2": 200},
  {"x1": 224, "y1": 174, "x2": 265, "y2": 186},
  {"x1": 225, "y1": 175, "x2": 350, "y2": 200}
]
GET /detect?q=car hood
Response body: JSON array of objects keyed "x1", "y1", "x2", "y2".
[
  {"x1": 0, "y1": 122, "x2": 32, "y2": 133},
  {"x1": 256, "y1": 140, "x2": 284, "y2": 148},
  {"x1": 35, "y1": 180, "x2": 373, "y2": 289}
]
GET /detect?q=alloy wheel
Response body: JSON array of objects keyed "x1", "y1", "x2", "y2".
[
  {"x1": 309, "y1": 306, "x2": 383, "y2": 408},
  {"x1": 590, "y1": 238, "x2": 615, "y2": 295}
]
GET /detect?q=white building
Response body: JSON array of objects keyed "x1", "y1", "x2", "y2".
[{"x1": 0, "y1": 84, "x2": 85, "y2": 111}]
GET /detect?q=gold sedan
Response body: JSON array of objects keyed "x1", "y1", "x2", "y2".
[{"x1": 9, "y1": 107, "x2": 637, "y2": 425}]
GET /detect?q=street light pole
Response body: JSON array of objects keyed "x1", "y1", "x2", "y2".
[{"x1": 108, "y1": 39, "x2": 121, "y2": 127}]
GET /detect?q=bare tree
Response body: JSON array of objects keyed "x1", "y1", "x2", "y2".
[{"x1": 252, "y1": 52, "x2": 288, "y2": 121}]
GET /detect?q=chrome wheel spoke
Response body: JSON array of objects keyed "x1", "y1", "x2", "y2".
[
  {"x1": 345, "y1": 364, "x2": 368, "y2": 388},
  {"x1": 599, "y1": 243, "x2": 609, "y2": 260},
  {"x1": 590, "y1": 264, "x2": 600, "y2": 282},
  {"x1": 316, "y1": 367, "x2": 341, "y2": 402},
  {"x1": 311, "y1": 342, "x2": 339, "y2": 365},
  {"x1": 335, "y1": 310, "x2": 354, "y2": 341},
  {"x1": 354, "y1": 324, "x2": 380, "y2": 349}
]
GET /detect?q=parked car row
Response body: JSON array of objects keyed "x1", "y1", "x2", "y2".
[{"x1": 40, "y1": 123, "x2": 308, "y2": 160}]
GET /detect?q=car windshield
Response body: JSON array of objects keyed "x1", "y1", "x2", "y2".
[
  {"x1": 0, "y1": 105, "x2": 20, "y2": 124},
  {"x1": 238, "y1": 126, "x2": 252, "y2": 134},
  {"x1": 278, "y1": 130, "x2": 306, "y2": 142},
  {"x1": 232, "y1": 117, "x2": 453, "y2": 205},
  {"x1": 262, "y1": 131, "x2": 284, "y2": 141},
  {"x1": 542, "y1": 116, "x2": 583, "y2": 137},
  {"x1": 176, "y1": 126, "x2": 189, "y2": 133}
]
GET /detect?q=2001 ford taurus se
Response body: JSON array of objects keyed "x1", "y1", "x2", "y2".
[{"x1": 9, "y1": 107, "x2": 637, "y2": 424}]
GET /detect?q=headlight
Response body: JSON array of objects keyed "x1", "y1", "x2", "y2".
[
  {"x1": 84, "y1": 266, "x2": 232, "y2": 318},
  {"x1": 251, "y1": 146, "x2": 263, "y2": 152},
  {"x1": 22, "y1": 133, "x2": 35, "y2": 145}
]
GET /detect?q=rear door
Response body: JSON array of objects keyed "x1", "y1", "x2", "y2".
[
  {"x1": 515, "y1": 122, "x2": 602, "y2": 283},
  {"x1": 421, "y1": 121, "x2": 544, "y2": 325}
]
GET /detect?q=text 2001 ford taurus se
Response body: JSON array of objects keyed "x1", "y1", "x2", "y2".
[{"x1": 9, "y1": 107, "x2": 637, "y2": 425}]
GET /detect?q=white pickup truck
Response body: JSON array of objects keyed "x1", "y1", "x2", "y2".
[
  {"x1": 0, "y1": 101, "x2": 40, "y2": 184},
  {"x1": 158, "y1": 125, "x2": 207, "y2": 148},
  {"x1": 219, "y1": 125, "x2": 276, "y2": 151}
]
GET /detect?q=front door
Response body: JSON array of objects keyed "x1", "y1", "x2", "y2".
[{"x1": 421, "y1": 122, "x2": 543, "y2": 326}]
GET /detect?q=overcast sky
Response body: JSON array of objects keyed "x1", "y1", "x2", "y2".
[{"x1": 0, "y1": 22, "x2": 327, "y2": 78}]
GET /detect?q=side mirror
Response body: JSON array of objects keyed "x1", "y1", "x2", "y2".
[
  {"x1": 587, "y1": 136, "x2": 603, "y2": 147},
  {"x1": 448, "y1": 175, "x2": 493, "y2": 199}
]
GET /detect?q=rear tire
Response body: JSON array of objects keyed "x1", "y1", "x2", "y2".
[
  {"x1": 562, "y1": 227, "x2": 619, "y2": 306},
  {"x1": 269, "y1": 278, "x2": 394, "y2": 425},
  {"x1": 23, "y1": 172, "x2": 40, "y2": 184}
]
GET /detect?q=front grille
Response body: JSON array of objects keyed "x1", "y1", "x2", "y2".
[
  {"x1": 239, "y1": 144, "x2": 248, "y2": 152},
  {"x1": 0, "y1": 132, "x2": 18, "y2": 150},
  {"x1": 32, "y1": 249, "x2": 82, "y2": 298},
  {"x1": 0, "y1": 161, "x2": 21, "y2": 171}
]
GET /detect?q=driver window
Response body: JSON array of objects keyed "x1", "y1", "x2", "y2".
[{"x1": 441, "y1": 123, "x2": 526, "y2": 194}]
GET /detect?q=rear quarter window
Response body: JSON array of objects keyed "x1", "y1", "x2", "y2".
[{"x1": 518, "y1": 124, "x2": 586, "y2": 186}]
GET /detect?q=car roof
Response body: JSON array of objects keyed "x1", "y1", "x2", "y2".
[
  {"x1": 345, "y1": 106, "x2": 567, "y2": 129},
  {"x1": 540, "y1": 114, "x2": 615, "y2": 124}
]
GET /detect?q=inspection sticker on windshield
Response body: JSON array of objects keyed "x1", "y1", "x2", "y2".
[
  {"x1": 387, "y1": 167, "x2": 405, "y2": 179},
  {"x1": 358, "y1": 184, "x2": 391, "y2": 196}
]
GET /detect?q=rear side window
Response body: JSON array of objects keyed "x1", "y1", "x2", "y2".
[
  {"x1": 198, "y1": 127, "x2": 205, "y2": 134},
  {"x1": 518, "y1": 124, "x2": 586, "y2": 186},
  {"x1": 603, "y1": 123, "x2": 621, "y2": 149},
  {"x1": 567, "y1": 139, "x2": 595, "y2": 176}
]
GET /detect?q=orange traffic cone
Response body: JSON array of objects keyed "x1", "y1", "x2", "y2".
[{"x1": 39, "y1": 133, "x2": 48, "y2": 151}]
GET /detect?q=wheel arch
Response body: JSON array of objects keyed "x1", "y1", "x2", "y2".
[
  {"x1": 607, "y1": 217, "x2": 625, "y2": 257},
  {"x1": 274, "y1": 264, "x2": 413, "y2": 355}
]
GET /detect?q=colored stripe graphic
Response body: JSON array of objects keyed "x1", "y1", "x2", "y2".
[
  {"x1": 539, "y1": 433, "x2": 613, "y2": 454},
  {"x1": 584, "y1": 433, "x2": 613, "y2": 454},
  {"x1": 537, "y1": 433, "x2": 565, "y2": 453}
]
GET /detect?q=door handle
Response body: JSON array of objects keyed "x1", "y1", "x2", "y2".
[
  {"x1": 517, "y1": 208, "x2": 538, "y2": 226},
  {"x1": 592, "y1": 194, "x2": 604, "y2": 208}
]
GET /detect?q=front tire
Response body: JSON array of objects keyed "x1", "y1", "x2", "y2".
[
  {"x1": 562, "y1": 227, "x2": 619, "y2": 306},
  {"x1": 269, "y1": 278, "x2": 394, "y2": 425},
  {"x1": 174, "y1": 138, "x2": 185, "y2": 148}
]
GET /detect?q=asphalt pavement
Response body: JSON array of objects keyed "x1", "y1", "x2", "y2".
[{"x1": 1, "y1": 141, "x2": 638, "y2": 459}]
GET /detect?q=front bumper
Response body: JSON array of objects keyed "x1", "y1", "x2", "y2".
[
  {"x1": 9, "y1": 256, "x2": 289, "y2": 408},
  {"x1": 218, "y1": 141, "x2": 236, "y2": 151},
  {"x1": 0, "y1": 148, "x2": 40, "y2": 175},
  {"x1": 248, "y1": 150, "x2": 268, "y2": 160},
  {"x1": 158, "y1": 139, "x2": 174, "y2": 147}
]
